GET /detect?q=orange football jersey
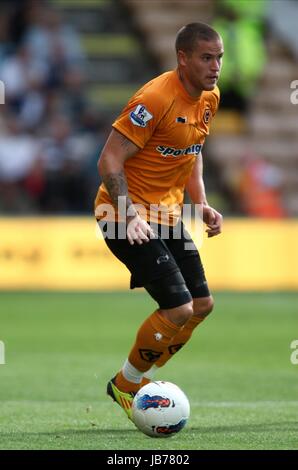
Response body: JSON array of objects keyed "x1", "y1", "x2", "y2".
[{"x1": 95, "y1": 70, "x2": 220, "y2": 225}]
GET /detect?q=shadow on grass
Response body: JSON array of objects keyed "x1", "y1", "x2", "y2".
[{"x1": 0, "y1": 421, "x2": 296, "y2": 440}]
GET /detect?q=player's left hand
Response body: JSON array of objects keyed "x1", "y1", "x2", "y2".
[{"x1": 203, "y1": 205, "x2": 223, "y2": 238}]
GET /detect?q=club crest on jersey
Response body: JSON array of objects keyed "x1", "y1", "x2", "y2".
[
  {"x1": 130, "y1": 104, "x2": 153, "y2": 127},
  {"x1": 203, "y1": 108, "x2": 212, "y2": 124}
]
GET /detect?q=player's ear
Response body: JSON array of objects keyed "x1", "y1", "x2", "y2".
[{"x1": 177, "y1": 50, "x2": 188, "y2": 67}]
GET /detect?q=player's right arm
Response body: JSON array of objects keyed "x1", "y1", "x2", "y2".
[
  {"x1": 186, "y1": 152, "x2": 223, "y2": 238},
  {"x1": 98, "y1": 128, "x2": 155, "y2": 245}
]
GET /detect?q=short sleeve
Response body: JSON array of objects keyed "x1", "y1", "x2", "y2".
[
  {"x1": 210, "y1": 86, "x2": 220, "y2": 117},
  {"x1": 112, "y1": 87, "x2": 170, "y2": 149}
]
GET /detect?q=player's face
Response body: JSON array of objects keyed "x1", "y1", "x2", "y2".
[{"x1": 179, "y1": 38, "x2": 224, "y2": 94}]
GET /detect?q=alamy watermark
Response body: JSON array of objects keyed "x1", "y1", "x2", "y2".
[
  {"x1": 95, "y1": 199, "x2": 204, "y2": 249},
  {"x1": 0, "y1": 80, "x2": 5, "y2": 104},
  {"x1": 290, "y1": 339, "x2": 298, "y2": 365},
  {"x1": 290, "y1": 80, "x2": 298, "y2": 104},
  {"x1": 0, "y1": 341, "x2": 5, "y2": 365}
]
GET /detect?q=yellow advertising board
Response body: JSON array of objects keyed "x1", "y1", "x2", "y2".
[{"x1": 0, "y1": 217, "x2": 297, "y2": 291}]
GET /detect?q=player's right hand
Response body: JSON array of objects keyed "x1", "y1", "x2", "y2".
[
  {"x1": 126, "y1": 214, "x2": 155, "y2": 245},
  {"x1": 203, "y1": 205, "x2": 223, "y2": 238}
]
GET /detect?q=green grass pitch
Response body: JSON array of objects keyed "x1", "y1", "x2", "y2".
[{"x1": 0, "y1": 291, "x2": 297, "y2": 450}]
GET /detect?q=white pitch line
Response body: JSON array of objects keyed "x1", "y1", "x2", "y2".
[{"x1": 191, "y1": 401, "x2": 298, "y2": 408}]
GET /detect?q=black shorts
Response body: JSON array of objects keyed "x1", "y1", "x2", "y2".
[{"x1": 99, "y1": 220, "x2": 210, "y2": 309}]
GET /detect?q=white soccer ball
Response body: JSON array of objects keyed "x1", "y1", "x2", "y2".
[{"x1": 132, "y1": 381, "x2": 190, "y2": 438}]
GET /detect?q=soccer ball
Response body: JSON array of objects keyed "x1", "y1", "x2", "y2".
[{"x1": 132, "y1": 381, "x2": 190, "y2": 438}]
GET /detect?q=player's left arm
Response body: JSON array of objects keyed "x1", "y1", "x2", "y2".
[{"x1": 185, "y1": 152, "x2": 223, "y2": 238}]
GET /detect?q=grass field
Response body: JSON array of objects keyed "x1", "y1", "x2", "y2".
[{"x1": 0, "y1": 291, "x2": 297, "y2": 450}]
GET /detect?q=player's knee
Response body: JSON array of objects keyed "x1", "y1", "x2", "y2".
[
  {"x1": 193, "y1": 296, "x2": 214, "y2": 318},
  {"x1": 178, "y1": 301, "x2": 194, "y2": 323},
  {"x1": 160, "y1": 301, "x2": 193, "y2": 326}
]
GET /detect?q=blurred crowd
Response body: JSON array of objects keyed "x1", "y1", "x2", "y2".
[
  {"x1": 211, "y1": 0, "x2": 288, "y2": 218},
  {"x1": 213, "y1": 0, "x2": 267, "y2": 112},
  {"x1": 0, "y1": 0, "x2": 289, "y2": 218},
  {"x1": 0, "y1": 0, "x2": 107, "y2": 214}
]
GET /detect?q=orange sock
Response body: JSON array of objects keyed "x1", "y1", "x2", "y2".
[
  {"x1": 115, "y1": 311, "x2": 182, "y2": 393},
  {"x1": 140, "y1": 315, "x2": 206, "y2": 386},
  {"x1": 154, "y1": 314, "x2": 206, "y2": 367},
  {"x1": 127, "y1": 310, "x2": 181, "y2": 372}
]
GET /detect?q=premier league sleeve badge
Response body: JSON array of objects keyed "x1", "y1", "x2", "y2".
[{"x1": 130, "y1": 104, "x2": 153, "y2": 127}]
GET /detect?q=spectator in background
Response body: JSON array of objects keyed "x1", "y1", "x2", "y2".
[
  {"x1": 0, "y1": 45, "x2": 47, "y2": 112},
  {"x1": 24, "y1": 5, "x2": 85, "y2": 90},
  {"x1": 40, "y1": 115, "x2": 95, "y2": 213},
  {"x1": 40, "y1": 115, "x2": 75, "y2": 212},
  {"x1": 0, "y1": 1, "x2": 101, "y2": 214},
  {"x1": 236, "y1": 152, "x2": 287, "y2": 218},
  {"x1": 213, "y1": 0, "x2": 267, "y2": 112},
  {"x1": 8, "y1": 0, "x2": 42, "y2": 48},
  {"x1": 0, "y1": 116, "x2": 43, "y2": 213},
  {"x1": 0, "y1": 12, "x2": 12, "y2": 63}
]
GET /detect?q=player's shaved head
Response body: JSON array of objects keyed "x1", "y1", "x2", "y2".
[{"x1": 175, "y1": 22, "x2": 221, "y2": 55}]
